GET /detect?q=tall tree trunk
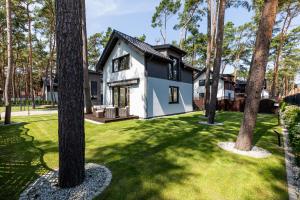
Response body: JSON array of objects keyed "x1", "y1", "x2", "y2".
[
  {"x1": 82, "y1": 0, "x2": 92, "y2": 114},
  {"x1": 270, "y1": 3, "x2": 293, "y2": 98},
  {"x1": 204, "y1": 0, "x2": 212, "y2": 117},
  {"x1": 27, "y1": 3, "x2": 35, "y2": 108},
  {"x1": 56, "y1": 0, "x2": 85, "y2": 188},
  {"x1": 207, "y1": 0, "x2": 226, "y2": 124},
  {"x1": 4, "y1": 0, "x2": 13, "y2": 124},
  {"x1": 235, "y1": 0, "x2": 278, "y2": 151}
]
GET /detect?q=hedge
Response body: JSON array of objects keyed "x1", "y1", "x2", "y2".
[{"x1": 281, "y1": 104, "x2": 300, "y2": 165}]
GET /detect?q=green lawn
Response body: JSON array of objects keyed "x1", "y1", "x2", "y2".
[
  {"x1": 0, "y1": 112, "x2": 288, "y2": 200},
  {"x1": 0, "y1": 105, "x2": 57, "y2": 113}
]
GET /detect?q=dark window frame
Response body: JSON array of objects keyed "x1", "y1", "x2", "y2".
[
  {"x1": 112, "y1": 54, "x2": 130, "y2": 72},
  {"x1": 90, "y1": 81, "x2": 98, "y2": 100},
  {"x1": 169, "y1": 86, "x2": 179, "y2": 104},
  {"x1": 112, "y1": 86, "x2": 130, "y2": 107},
  {"x1": 168, "y1": 56, "x2": 180, "y2": 81}
]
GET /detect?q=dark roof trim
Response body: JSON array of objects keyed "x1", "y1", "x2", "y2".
[
  {"x1": 96, "y1": 30, "x2": 171, "y2": 70},
  {"x1": 153, "y1": 44, "x2": 187, "y2": 56},
  {"x1": 182, "y1": 62, "x2": 201, "y2": 72}
]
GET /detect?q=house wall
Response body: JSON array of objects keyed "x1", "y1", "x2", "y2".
[
  {"x1": 88, "y1": 72, "x2": 102, "y2": 105},
  {"x1": 147, "y1": 77, "x2": 193, "y2": 118},
  {"x1": 146, "y1": 58, "x2": 193, "y2": 84},
  {"x1": 102, "y1": 40, "x2": 147, "y2": 118},
  {"x1": 193, "y1": 73, "x2": 224, "y2": 99}
]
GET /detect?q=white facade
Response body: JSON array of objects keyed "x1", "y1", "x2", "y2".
[
  {"x1": 147, "y1": 77, "x2": 193, "y2": 118},
  {"x1": 102, "y1": 40, "x2": 193, "y2": 118},
  {"x1": 193, "y1": 73, "x2": 234, "y2": 100},
  {"x1": 102, "y1": 40, "x2": 147, "y2": 118}
]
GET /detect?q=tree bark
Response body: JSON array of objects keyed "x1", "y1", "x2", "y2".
[
  {"x1": 4, "y1": 0, "x2": 13, "y2": 124},
  {"x1": 27, "y1": 3, "x2": 35, "y2": 108},
  {"x1": 235, "y1": 0, "x2": 278, "y2": 151},
  {"x1": 204, "y1": 0, "x2": 212, "y2": 117},
  {"x1": 207, "y1": 0, "x2": 226, "y2": 124},
  {"x1": 56, "y1": 0, "x2": 85, "y2": 188},
  {"x1": 82, "y1": 0, "x2": 92, "y2": 114}
]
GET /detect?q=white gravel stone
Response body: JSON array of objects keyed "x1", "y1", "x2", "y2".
[
  {"x1": 19, "y1": 163, "x2": 112, "y2": 200},
  {"x1": 198, "y1": 121, "x2": 224, "y2": 126},
  {"x1": 218, "y1": 142, "x2": 271, "y2": 158}
]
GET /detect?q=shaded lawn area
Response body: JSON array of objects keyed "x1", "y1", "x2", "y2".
[{"x1": 0, "y1": 111, "x2": 288, "y2": 200}]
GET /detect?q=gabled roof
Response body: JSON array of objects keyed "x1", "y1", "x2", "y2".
[
  {"x1": 96, "y1": 30, "x2": 172, "y2": 70},
  {"x1": 193, "y1": 67, "x2": 235, "y2": 82}
]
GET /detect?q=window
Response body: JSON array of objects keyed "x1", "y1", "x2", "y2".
[
  {"x1": 90, "y1": 81, "x2": 97, "y2": 99},
  {"x1": 199, "y1": 79, "x2": 213, "y2": 86},
  {"x1": 112, "y1": 54, "x2": 130, "y2": 72},
  {"x1": 169, "y1": 86, "x2": 179, "y2": 104},
  {"x1": 112, "y1": 86, "x2": 130, "y2": 107},
  {"x1": 199, "y1": 93, "x2": 205, "y2": 98},
  {"x1": 168, "y1": 56, "x2": 180, "y2": 81}
]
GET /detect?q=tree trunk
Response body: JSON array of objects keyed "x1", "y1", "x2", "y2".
[
  {"x1": 235, "y1": 0, "x2": 278, "y2": 151},
  {"x1": 82, "y1": 0, "x2": 92, "y2": 114},
  {"x1": 270, "y1": 3, "x2": 293, "y2": 98},
  {"x1": 207, "y1": 0, "x2": 226, "y2": 124},
  {"x1": 27, "y1": 3, "x2": 35, "y2": 109},
  {"x1": 56, "y1": 0, "x2": 85, "y2": 188},
  {"x1": 4, "y1": 0, "x2": 13, "y2": 124},
  {"x1": 204, "y1": 0, "x2": 212, "y2": 117}
]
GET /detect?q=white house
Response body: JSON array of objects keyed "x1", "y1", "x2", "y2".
[
  {"x1": 96, "y1": 30, "x2": 197, "y2": 119},
  {"x1": 193, "y1": 68, "x2": 235, "y2": 100}
]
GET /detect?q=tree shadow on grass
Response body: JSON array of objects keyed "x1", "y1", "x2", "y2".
[
  {"x1": 88, "y1": 112, "x2": 287, "y2": 199},
  {"x1": 0, "y1": 123, "x2": 53, "y2": 200}
]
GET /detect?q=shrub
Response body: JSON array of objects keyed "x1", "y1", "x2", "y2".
[
  {"x1": 282, "y1": 105, "x2": 300, "y2": 166},
  {"x1": 280, "y1": 101, "x2": 287, "y2": 112}
]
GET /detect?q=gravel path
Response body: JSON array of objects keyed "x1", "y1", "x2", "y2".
[
  {"x1": 282, "y1": 127, "x2": 300, "y2": 200},
  {"x1": 218, "y1": 142, "x2": 271, "y2": 158},
  {"x1": 19, "y1": 163, "x2": 112, "y2": 200}
]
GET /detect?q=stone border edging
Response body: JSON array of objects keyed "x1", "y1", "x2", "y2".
[
  {"x1": 282, "y1": 127, "x2": 300, "y2": 200},
  {"x1": 19, "y1": 163, "x2": 112, "y2": 200}
]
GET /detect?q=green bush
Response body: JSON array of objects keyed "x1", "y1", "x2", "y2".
[
  {"x1": 282, "y1": 105, "x2": 300, "y2": 165},
  {"x1": 280, "y1": 101, "x2": 287, "y2": 112}
]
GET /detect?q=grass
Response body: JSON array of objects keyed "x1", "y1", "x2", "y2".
[
  {"x1": 0, "y1": 111, "x2": 288, "y2": 200},
  {"x1": 0, "y1": 105, "x2": 57, "y2": 113}
]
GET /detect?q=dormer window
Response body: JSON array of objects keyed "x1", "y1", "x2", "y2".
[
  {"x1": 112, "y1": 54, "x2": 130, "y2": 72},
  {"x1": 168, "y1": 56, "x2": 180, "y2": 81}
]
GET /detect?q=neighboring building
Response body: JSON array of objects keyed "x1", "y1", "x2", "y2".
[
  {"x1": 235, "y1": 79, "x2": 269, "y2": 99},
  {"x1": 43, "y1": 70, "x2": 102, "y2": 104},
  {"x1": 193, "y1": 68, "x2": 235, "y2": 101},
  {"x1": 96, "y1": 30, "x2": 197, "y2": 119},
  {"x1": 88, "y1": 70, "x2": 103, "y2": 105}
]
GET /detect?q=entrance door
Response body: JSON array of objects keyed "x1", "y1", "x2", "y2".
[{"x1": 112, "y1": 86, "x2": 129, "y2": 108}]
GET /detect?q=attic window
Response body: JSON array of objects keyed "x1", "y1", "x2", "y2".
[{"x1": 112, "y1": 54, "x2": 130, "y2": 72}]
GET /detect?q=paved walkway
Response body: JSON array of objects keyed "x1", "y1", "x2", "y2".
[{"x1": 0, "y1": 110, "x2": 57, "y2": 118}]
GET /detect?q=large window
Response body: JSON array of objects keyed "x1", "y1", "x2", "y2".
[
  {"x1": 168, "y1": 56, "x2": 180, "y2": 81},
  {"x1": 90, "y1": 81, "x2": 98, "y2": 99},
  {"x1": 112, "y1": 86, "x2": 130, "y2": 107},
  {"x1": 112, "y1": 54, "x2": 130, "y2": 72},
  {"x1": 169, "y1": 86, "x2": 179, "y2": 104}
]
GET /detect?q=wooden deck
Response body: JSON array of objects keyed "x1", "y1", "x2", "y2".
[{"x1": 85, "y1": 114, "x2": 139, "y2": 123}]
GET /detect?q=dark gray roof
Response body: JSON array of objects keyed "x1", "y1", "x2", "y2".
[
  {"x1": 115, "y1": 30, "x2": 170, "y2": 60},
  {"x1": 96, "y1": 30, "x2": 171, "y2": 70}
]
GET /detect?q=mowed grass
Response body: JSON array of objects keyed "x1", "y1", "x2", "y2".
[
  {"x1": 0, "y1": 105, "x2": 57, "y2": 113},
  {"x1": 0, "y1": 111, "x2": 288, "y2": 200}
]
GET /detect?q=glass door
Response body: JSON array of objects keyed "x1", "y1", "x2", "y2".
[{"x1": 112, "y1": 87, "x2": 129, "y2": 108}]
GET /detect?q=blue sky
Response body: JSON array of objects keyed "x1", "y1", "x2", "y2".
[
  {"x1": 85, "y1": 0, "x2": 300, "y2": 78},
  {"x1": 86, "y1": 0, "x2": 253, "y2": 44}
]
